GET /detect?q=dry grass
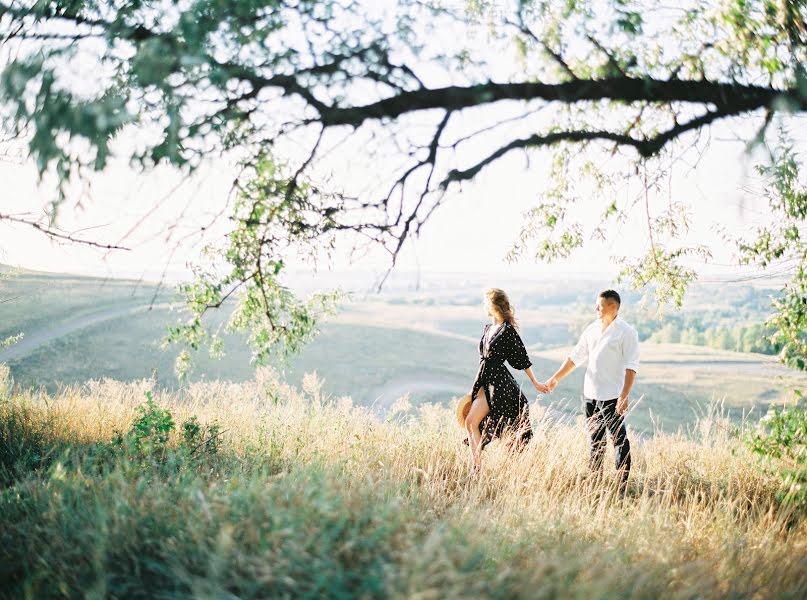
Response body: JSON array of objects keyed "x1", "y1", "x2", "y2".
[{"x1": 1, "y1": 367, "x2": 805, "y2": 598}]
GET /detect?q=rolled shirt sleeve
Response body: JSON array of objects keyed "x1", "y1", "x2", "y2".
[
  {"x1": 568, "y1": 329, "x2": 590, "y2": 367},
  {"x1": 623, "y1": 327, "x2": 640, "y2": 373}
]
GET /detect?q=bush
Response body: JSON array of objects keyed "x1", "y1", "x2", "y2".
[
  {"x1": 112, "y1": 391, "x2": 222, "y2": 464},
  {"x1": 746, "y1": 402, "x2": 807, "y2": 509}
]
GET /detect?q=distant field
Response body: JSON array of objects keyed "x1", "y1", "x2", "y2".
[
  {"x1": 0, "y1": 271, "x2": 169, "y2": 340},
  {"x1": 2, "y1": 270, "x2": 804, "y2": 435}
]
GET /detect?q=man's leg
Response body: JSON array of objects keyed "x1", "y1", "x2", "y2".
[
  {"x1": 602, "y1": 399, "x2": 631, "y2": 488},
  {"x1": 586, "y1": 399, "x2": 607, "y2": 475}
]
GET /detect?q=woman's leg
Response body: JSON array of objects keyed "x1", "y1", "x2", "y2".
[{"x1": 465, "y1": 388, "x2": 490, "y2": 472}]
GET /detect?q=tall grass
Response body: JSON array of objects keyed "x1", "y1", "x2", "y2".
[{"x1": 1, "y1": 366, "x2": 805, "y2": 598}]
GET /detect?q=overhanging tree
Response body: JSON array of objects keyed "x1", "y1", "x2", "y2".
[{"x1": 0, "y1": 0, "x2": 804, "y2": 369}]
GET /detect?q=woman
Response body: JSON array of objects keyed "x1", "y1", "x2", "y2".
[{"x1": 465, "y1": 288, "x2": 548, "y2": 473}]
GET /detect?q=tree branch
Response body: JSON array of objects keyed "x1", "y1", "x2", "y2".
[
  {"x1": 0, "y1": 213, "x2": 130, "y2": 250},
  {"x1": 440, "y1": 105, "x2": 751, "y2": 187},
  {"x1": 376, "y1": 110, "x2": 452, "y2": 291},
  {"x1": 316, "y1": 77, "x2": 805, "y2": 129},
  {"x1": 505, "y1": 17, "x2": 577, "y2": 80}
]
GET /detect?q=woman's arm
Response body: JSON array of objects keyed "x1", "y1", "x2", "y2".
[
  {"x1": 503, "y1": 326, "x2": 548, "y2": 393},
  {"x1": 524, "y1": 366, "x2": 549, "y2": 394}
]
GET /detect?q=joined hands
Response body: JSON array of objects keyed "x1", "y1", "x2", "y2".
[{"x1": 534, "y1": 377, "x2": 558, "y2": 396}]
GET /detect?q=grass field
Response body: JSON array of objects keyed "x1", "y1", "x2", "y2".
[
  {"x1": 1, "y1": 371, "x2": 805, "y2": 598},
  {"x1": 2, "y1": 269, "x2": 807, "y2": 596}
]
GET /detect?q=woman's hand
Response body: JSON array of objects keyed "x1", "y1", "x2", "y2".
[{"x1": 524, "y1": 367, "x2": 548, "y2": 394}]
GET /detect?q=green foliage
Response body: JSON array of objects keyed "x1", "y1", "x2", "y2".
[
  {"x1": 746, "y1": 404, "x2": 807, "y2": 510},
  {"x1": 509, "y1": 202, "x2": 583, "y2": 262},
  {"x1": 165, "y1": 155, "x2": 343, "y2": 376},
  {"x1": 111, "y1": 391, "x2": 175, "y2": 460},
  {"x1": 617, "y1": 245, "x2": 711, "y2": 311},
  {"x1": 111, "y1": 391, "x2": 221, "y2": 463},
  {"x1": 181, "y1": 415, "x2": 223, "y2": 457},
  {"x1": 1, "y1": 0, "x2": 805, "y2": 369},
  {"x1": 0, "y1": 332, "x2": 23, "y2": 350},
  {"x1": 0, "y1": 0, "x2": 352, "y2": 368},
  {"x1": 0, "y1": 57, "x2": 132, "y2": 208},
  {"x1": 737, "y1": 141, "x2": 807, "y2": 370},
  {"x1": 511, "y1": 146, "x2": 713, "y2": 312},
  {"x1": 648, "y1": 319, "x2": 785, "y2": 355},
  {"x1": 508, "y1": 147, "x2": 590, "y2": 264},
  {"x1": 615, "y1": 9, "x2": 642, "y2": 35},
  {"x1": 613, "y1": 178, "x2": 712, "y2": 312}
]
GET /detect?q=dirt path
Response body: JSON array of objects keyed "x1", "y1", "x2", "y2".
[{"x1": 0, "y1": 303, "x2": 172, "y2": 363}]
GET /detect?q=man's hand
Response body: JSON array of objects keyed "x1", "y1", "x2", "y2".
[
  {"x1": 545, "y1": 377, "x2": 558, "y2": 393},
  {"x1": 534, "y1": 381, "x2": 549, "y2": 394},
  {"x1": 617, "y1": 395, "x2": 629, "y2": 416}
]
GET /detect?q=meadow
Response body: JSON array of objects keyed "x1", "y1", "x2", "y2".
[{"x1": 1, "y1": 367, "x2": 805, "y2": 598}]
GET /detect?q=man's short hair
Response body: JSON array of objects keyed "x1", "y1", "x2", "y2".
[{"x1": 599, "y1": 289, "x2": 621, "y2": 307}]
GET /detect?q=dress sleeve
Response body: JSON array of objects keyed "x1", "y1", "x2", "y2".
[{"x1": 505, "y1": 324, "x2": 532, "y2": 370}]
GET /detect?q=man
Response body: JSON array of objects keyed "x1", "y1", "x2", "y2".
[{"x1": 546, "y1": 290, "x2": 639, "y2": 489}]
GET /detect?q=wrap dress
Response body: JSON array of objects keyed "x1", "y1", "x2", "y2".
[{"x1": 469, "y1": 321, "x2": 534, "y2": 448}]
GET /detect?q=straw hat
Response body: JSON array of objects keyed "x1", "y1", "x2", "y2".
[{"x1": 454, "y1": 393, "x2": 472, "y2": 427}]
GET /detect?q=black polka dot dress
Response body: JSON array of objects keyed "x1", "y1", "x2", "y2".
[{"x1": 470, "y1": 321, "x2": 533, "y2": 449}]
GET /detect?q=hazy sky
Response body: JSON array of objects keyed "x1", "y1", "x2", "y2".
[
  {"x1": 1, "y1": 117, "x2": 794, "y2": 290},
  {"x1": 1, "y1": 0, "x2": 804, "y2": 293}
]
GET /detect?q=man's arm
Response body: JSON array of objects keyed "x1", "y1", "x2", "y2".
[
  {"x1": 617, "y1": 328, "x2": 641, "y2": 415},
  {"x1": 547, "y1": 328, "x2": 589, "y2": 392},
  {"x1": 546, "y1": 357, "x2": 576, "y2": 392},
  {"x1": 617, "y1": 369, "x2": 636, "y2": 415}
]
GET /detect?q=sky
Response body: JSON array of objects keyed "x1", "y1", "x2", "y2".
[
  {"x1": 0, "y1": 118, "x2": 794, "y2": 293},
  {"x1": 0, "y1": 1, "x2": 804, "y2": 295}
]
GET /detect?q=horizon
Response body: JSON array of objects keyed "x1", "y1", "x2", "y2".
[{"x1": 0, "y1": 259, "x2": 787, "y2": 294}]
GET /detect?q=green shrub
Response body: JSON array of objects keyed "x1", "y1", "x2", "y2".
[
  {"x1": 111, "y1": 392, "x2": 222, "y2": 464},
  {"x1": 746, "y1": 403, "x2": 807, "y2": 509},
  {"x1": 180, "y1": 415, "x2": 223, "y2": 458},
  {"x1": 111, "y1": 391, "x2": 175, "y2": 461}
]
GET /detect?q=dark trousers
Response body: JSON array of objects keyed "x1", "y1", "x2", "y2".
[{"x1": 585, "y1": 398, "x2": 631, "y2": 483}]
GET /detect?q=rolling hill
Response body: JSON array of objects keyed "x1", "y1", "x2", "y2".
[{"x1": 1, "y1": 269, "x2": 805, "y2": 435}]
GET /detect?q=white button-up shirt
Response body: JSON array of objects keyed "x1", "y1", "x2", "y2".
[{"x1": 568, "y1": 317, "x2": 640, "y2": 400}]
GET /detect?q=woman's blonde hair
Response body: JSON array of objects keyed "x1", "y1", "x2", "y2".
[{"x1": 485, "y1": 288, "x2": 518, "y2": 329}]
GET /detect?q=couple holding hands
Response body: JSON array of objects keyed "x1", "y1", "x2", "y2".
[{"x1": 461, "y1": 288, "x2": 640, "y2": 486}]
